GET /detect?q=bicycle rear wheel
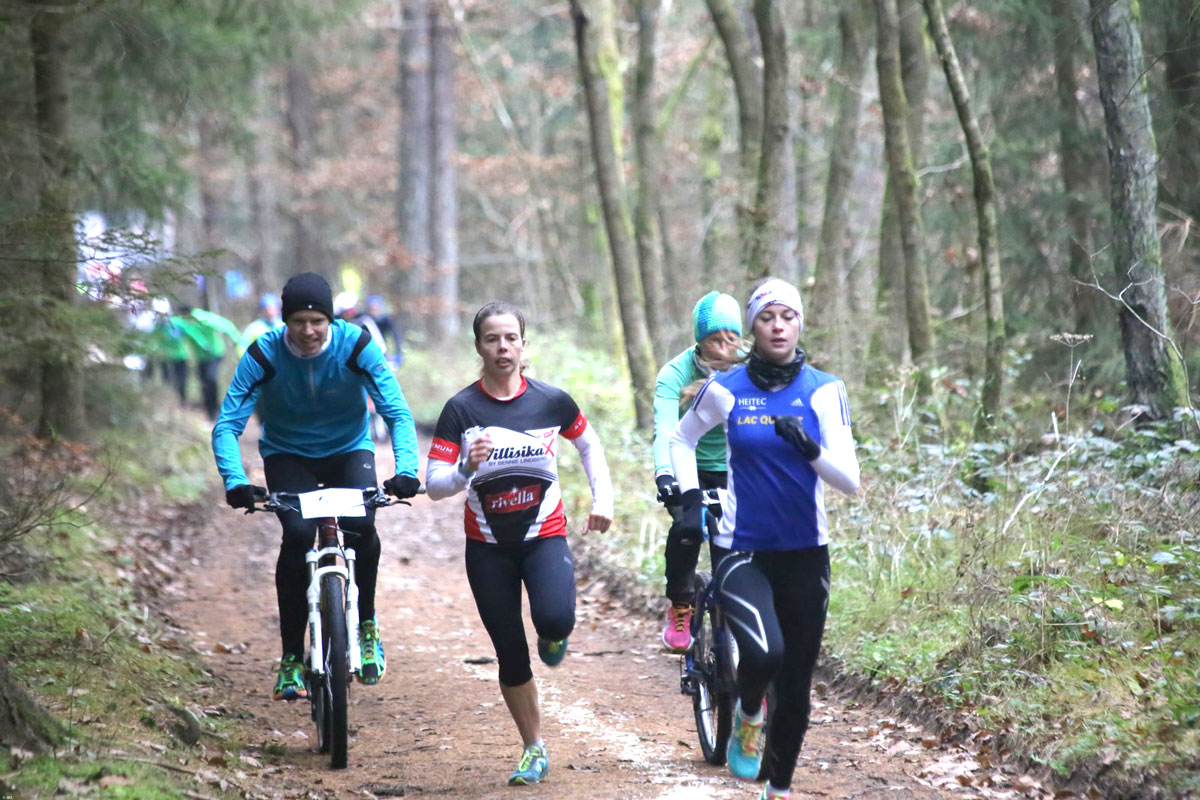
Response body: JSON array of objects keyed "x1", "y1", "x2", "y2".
[
  {"x1": 691, "y1": 576, "x2": 732, "y2": 765},
  {"x1": 318, "y1": 573, "x2": 349, "y2": 769}
]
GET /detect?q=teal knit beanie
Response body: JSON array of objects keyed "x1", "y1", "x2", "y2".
[{"x1": 692, "y1": 291, "x2": 743, "y2": 342}]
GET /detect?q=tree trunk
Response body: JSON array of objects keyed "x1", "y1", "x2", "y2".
[
  {"x1": 746, "y1": 0, "x2": 791, "y2": 281},
  {"x1": 31, "y1": 3, "x2": 84, "y2": 440},
  {"x1": 285, "y1": 63, "x2": 325, "y2": 282},
  {"x1": 1052, "y1": 0, "x2": 1098, "y2": 336},
  {"x1": 923, "y1": 0, "x2": 1006, "y2": 438},
  {"x1": 0, "y1": 658, "x2": 61, "y2": 751},
  {"x1": 872, "y1": 0, "x2": 929, "y2": 366},
  {"x1": 570, "y1": 0, "x2": 656, "y2": 429},
  {"x1": 1162, "y1": 0, "x2": 1200, "y2": 224},
  {"x1": 794, "y1": 0, "x2": 817, "y2": 278},
  {"x1": 875, "y1": 0, "x2": 935, "y2": 394},
  {"x1": 811, "y1": 0, "x2": 870, "y2": 364},
  {"x1": 398, "y1": 0, "x2": 433, "y2": 334},
  {"x1": 196, "y1": 117, "x2": 221, "y2": 313},
  {"x1": 699, "y1": 66, "x2": 725, "y2": 288},
  {"x1": 1090, "y1": 0, "x2": 1189, "y2": 419},
  {"x1": 633, "y1": 0, "x2": 669, "y2": 361},
  {"x1": 246, "y1": 75, "x2": 280, "y2": 296},
  {"x1": 430, "y1": 3, "x2": 459, "y2": 338},
  {"x1": 705, "y1": 0, "x2": 763, "y2": 255}
]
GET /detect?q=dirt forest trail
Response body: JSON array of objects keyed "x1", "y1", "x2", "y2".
[{"x1": 168, "y1": 441, "x2": 1006, "y2": 800}]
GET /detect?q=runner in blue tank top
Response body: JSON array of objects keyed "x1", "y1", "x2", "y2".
[{"x1": 669, "y1": 278, "x2": 860, "y2": 800}]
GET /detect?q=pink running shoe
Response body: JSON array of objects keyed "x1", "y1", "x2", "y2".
[{"x1": 662, "y1": 603, "x2": 694, "y2": 652}]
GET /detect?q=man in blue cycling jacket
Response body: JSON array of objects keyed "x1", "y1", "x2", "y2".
[{"x1": 211, "y1": 272, "x2": 420, "y2": 700}]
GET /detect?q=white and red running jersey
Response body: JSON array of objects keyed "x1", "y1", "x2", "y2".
[{"x1": 427, "y1": 376, "x2": 603, "y2": 545}]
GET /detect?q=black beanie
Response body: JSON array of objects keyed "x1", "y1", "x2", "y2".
[{"x1": 281, "y1": 272, "x2": 334, "y2": 321}]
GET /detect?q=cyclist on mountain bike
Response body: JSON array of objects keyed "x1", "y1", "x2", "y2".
[
  {"x1": 211, "y1": 272, "x2": 421, "y2": 701},
  {"x1": 424, "y1": 301, "x2": 613, "y2": 787},
  {"x1": 653, "y1": 291, "x2": 742, "y2": 652},
  {"x1": 670, "y1": 278, "x2": 860, "y2": 799}
]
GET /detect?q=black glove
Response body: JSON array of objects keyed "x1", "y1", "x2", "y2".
[
  {"x1": 383, "y1": 473, "x2": 421, "y2": 499},
  {"x1": 226, "y1": 484, "x2": 265, "y2": 509},
  {"x1": 677, "y1": 488, "x2": 704, "y2": 542},
  {"x1": 655, "y1": 474, "x2": 682, "y2": 507},
  {"x1": 774, "y1": 415, "x2": 821, "y2": 460}
]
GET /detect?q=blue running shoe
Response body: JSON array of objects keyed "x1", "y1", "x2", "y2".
[
  {"x1": 359, "y1": 618, "x2": 386, "y2": 685},
  {"x1": 507, "y1": 742, "x2": 549, "y2": 785},
  {"x1": 272, "y1": 654, "x2": 308, "y2": 701},
  {"x1": 727, "y1": 704, "x2": 765, "y2": 780},
  {"x1": 537, "y1": 636, "x2": 567, "y2": 667}
]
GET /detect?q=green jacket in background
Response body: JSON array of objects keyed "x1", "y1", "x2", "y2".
[
  {"x1": 178, "y1": 308, "x2": 244, "y2": 360},
  {"x1": 147, "y1": 317, "x2": 190, "y2": 362},
  {"x1": 652, "y1": 346, "x2": 728, "y2": 477},
  {"x1": 240, "y1": 316, "x2": 284, "y2": 353}
]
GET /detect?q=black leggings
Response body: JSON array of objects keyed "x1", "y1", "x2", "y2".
[
  {"x1": 263, "y1": 449, "x2": 379, "y2": 661},
  {"x1": 465, "y1": 536, "x2": 576, "y2": 687},
  {"x1": 197, "y1": 357, "x2": 222, "y2": 420},
  {"x1": 664, "y1": 470, "x2": 727, "y2": 605},
  {"x1": 715, "y1": 546, "x2": 830, "y2": 790}
]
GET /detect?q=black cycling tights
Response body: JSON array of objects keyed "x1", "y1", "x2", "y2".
[
  {"x1": 465, "y1": 536, "x2": 576, "y2": 687},
  {"x1": 263, "y1": 449, "x2": 379, "y2": 661},
  {"x1": 716, "y1": 545, "x2": 830, "y2": 790},
  {"x1": 664, "y1": 469, "x2": 727, "y2": 605}
]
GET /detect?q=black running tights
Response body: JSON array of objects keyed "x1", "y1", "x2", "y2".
[{"x1": 715, "y1": 545, "x2": 830, "y2": 789}]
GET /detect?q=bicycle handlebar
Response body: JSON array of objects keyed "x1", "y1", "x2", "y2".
[{"x1": 247, "y1": 486, "x2": 425, "y2": 514}]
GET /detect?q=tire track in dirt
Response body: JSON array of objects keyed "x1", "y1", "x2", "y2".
[{"x1": 169, "y1": 446, "x2": 989, "y2": 799}]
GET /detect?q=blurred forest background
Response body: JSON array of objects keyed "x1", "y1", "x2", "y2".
[
  {"x1": 1, "y1": 0, "x2": 1199, "y2": 795},
  {"x1": 1, "y1": 0, "x2": 1198, "y2": 435}
]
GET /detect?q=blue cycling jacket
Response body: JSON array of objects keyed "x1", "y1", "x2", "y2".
[{"x1": 211, "y1": 320, "x2": 419, "y2": 491}]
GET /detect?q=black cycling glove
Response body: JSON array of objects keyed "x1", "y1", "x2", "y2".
[
  {"x1": 226, "y1": 484, "x2": 265, "y2": 509},
  {"x1": 774, "y1": 415, "x2": 821, "y2": 461},
  {"x1": 655, "y1": 474, "x2": 682, "y2": 507},
  {"x1": 383, "y1": 474, "x2": 421, "y2": 499}
]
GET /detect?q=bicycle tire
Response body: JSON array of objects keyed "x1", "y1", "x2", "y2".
[
  {"x1": 320, "y1": 573, "x2": 350, "y2": 769},
  {"x1": 691, "y1": 574, "x2": 732, "y2": 765}
]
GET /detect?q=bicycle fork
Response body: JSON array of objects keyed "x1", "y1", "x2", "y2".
[{"x1": 304, "y1": 520, "x2": 362, "y2": 677}]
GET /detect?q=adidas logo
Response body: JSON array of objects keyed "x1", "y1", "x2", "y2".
[{"x1": 790, "y1": 397, "x2": 805, "y2": 407}]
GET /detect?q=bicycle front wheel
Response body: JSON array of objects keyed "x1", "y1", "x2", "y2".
[
  {"x1": 319, "y1": 573, "x2": 349, "y2": 769},
  {"x1": 691, "y1": 578, "x2": 732, "y2": 765}
]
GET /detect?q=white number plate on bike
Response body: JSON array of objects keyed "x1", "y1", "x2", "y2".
[{"x1": 297, "y1": 488, "x2": 367, "y2": 519}]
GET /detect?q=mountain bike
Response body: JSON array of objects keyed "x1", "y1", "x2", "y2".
[
  {"x1": 250, "y1": 486, "x2": 412, "y2": 769},
  {"x1": 679, "y1": 488, "x2": 736, "y2": 765}
]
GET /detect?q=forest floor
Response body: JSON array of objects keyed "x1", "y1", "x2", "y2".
[{"x1": 164, "y1": 442, "x2": 1054, "y2": 800}]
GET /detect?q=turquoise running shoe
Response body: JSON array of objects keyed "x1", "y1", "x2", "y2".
[
  {"x1": 272, "y1": 654, "x2": 308, "y2": 701},
  {"x1": 359, "y1": 618, "x2": 386, "y2": 685},
  {"x1": 726, "y1": 704, "x2": 766, "y2": 780},
  {"x1": 537, "y1": 636, "x2": 567, "y2": 667},
  {"x1": 508, "y1": 742, "x2": 549, "y2": 785}
]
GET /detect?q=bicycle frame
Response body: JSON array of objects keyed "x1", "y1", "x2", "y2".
[{"x1": 681, "y1": 490, "x2": 736, "y2": 690}]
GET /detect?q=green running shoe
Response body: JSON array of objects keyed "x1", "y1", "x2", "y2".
[
  {"x1": 507, "y1": 743, "x2": 549, "y2": 785},
  {"x1": 273, "y1": 654, "x2": 308, "y2": 701},
  {"x1": 359, "y1": 618, "x2": 386, "y2": 685},
  {"x1": 537, "y1": 636, "x2": 567, "y2": 667},
  {"x1": 726, "y1": 704, "x2": 766, "y2": 780}
]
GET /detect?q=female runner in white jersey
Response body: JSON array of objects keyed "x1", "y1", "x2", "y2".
[
  {"x1": 669, "y1": 278, "x2": 860, "y2": 799},
  {"x1": 424, "y1": 301, "x2": 613, "y2": 787}
]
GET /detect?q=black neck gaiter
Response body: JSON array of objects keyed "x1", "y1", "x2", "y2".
[{"x1": 747, "y1": 347, "x2": 806, "y2": 390}]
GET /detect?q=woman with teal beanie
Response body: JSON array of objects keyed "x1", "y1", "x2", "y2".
[{"x1": 652, "y1": 291, "x2": 742, "y2": 651}]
